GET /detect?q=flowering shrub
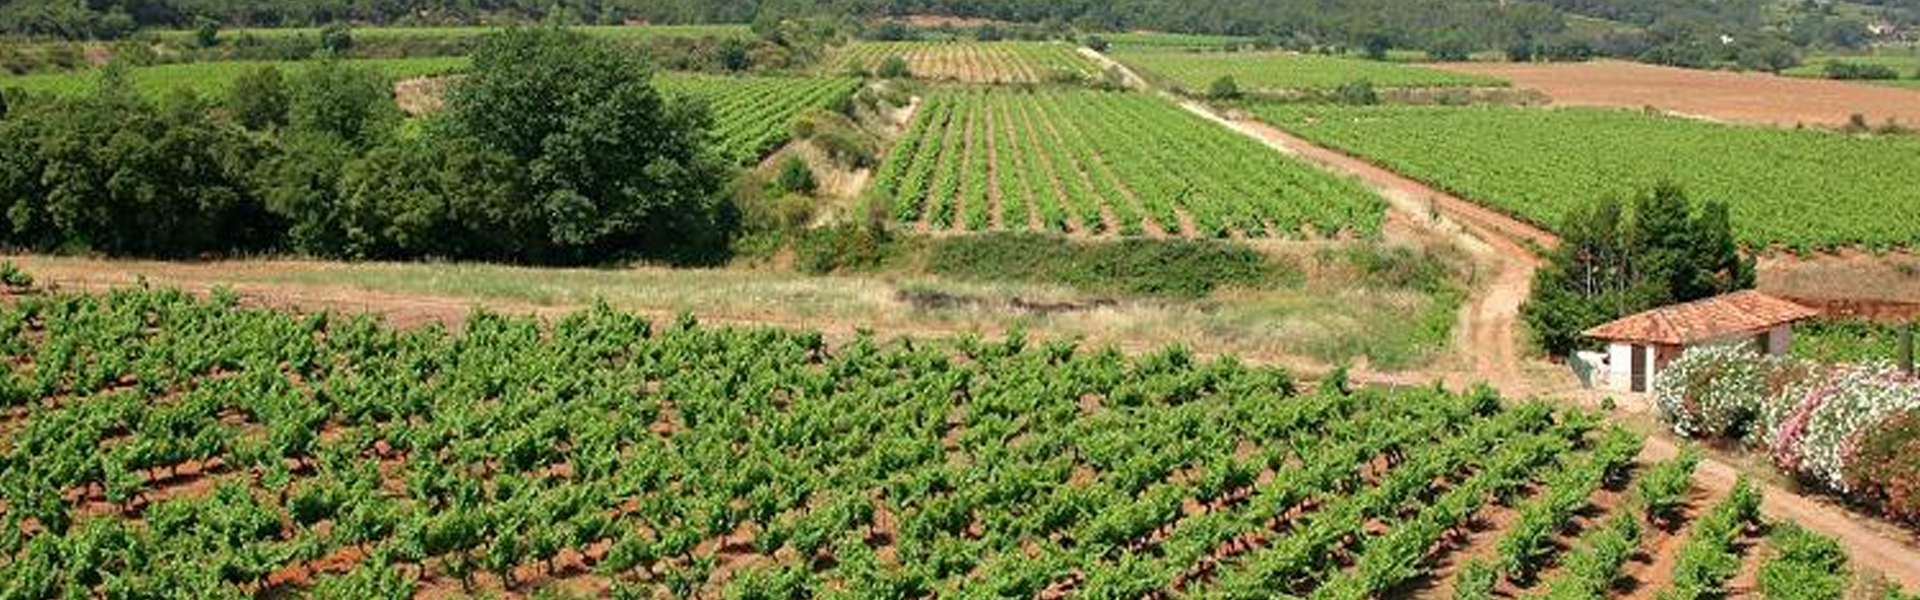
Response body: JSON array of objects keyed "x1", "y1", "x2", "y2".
[
  {"x1": 1653, "y1": 345, "x2": 1775, "y2": 440},
  {"x1": 1655, "y1": 346, "x2": 1920, "y2": 512},
  {"x1": 1844, "y1": 409, "x2": 1920, "y2": 523},
  {"x1": 1766, "y1": 362, "x2": 1920, "y2": 493}
]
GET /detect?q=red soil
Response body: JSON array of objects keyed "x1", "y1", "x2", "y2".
[{"x1": 1436, "y1": 60, "x2": 1920, "y2": 129}]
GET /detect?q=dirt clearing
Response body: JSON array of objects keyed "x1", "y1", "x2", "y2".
[
  {"x1": 1758, "y1": 251, "x2": 1920, "y2": 321},
  {"x1": 1436, "y1": 60, "x2": 1920, "y2": 128}
]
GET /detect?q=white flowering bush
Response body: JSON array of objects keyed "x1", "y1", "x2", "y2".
[
  {"x1": 1654, "y1": 346, "x2": 1920, "y2": 499},
  {"x1": 1654, "y1": 345, "x2": 1772, "y2": 439},
  {"x1": 1767, "y1": 362, "x2": 1920, "y2": 493}
]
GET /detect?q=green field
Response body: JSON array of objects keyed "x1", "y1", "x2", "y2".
[
  {"x1": 1784, "y1": 52, "x2": 1920, "y2": 88},
  {"x1": 1794, "y1": 320, "x2": 1910, "y2": 364},
  {"x1": 149, "y1": 23, "x2": 752, "y2": 43},
  {"x1": 1113, "y1": 49, "x2": 1506, "y2": 92},
  {"x1": 1253, "y1": 105, "x2": 1920, "y2": 250},
  {"x1": 1101, "y1": 31, "x2": 1257, "y2": 50},
  {"x1": 0, "y1": 282, "x2": 1649, "y2": 600},
  {"x1": 0, "y1": 57, "x2": 466, "y2": 97},
  {"x1": 657, "y1": 74, "x2": 859, "y2": 164},
  {"x1": 829, "y1": 41, "x2": 1098, "y2": 83},
  {"x1": 875, "y1": 89, "x2": 1384, "y2": 237}
]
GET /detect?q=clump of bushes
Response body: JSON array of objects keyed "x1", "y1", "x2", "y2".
[
  {"x1": 1767, "y1": 363, "x2": 1920, "y2": 494},
  {"x1": 876, "y1": 55, "x2": 911, "y2": 79},
  {"x1": 791, "y1": 109, "x2": 877, "y2": 168},
  {"x1": 1332, "y1": 80, "x2": 1379, "y2": 105},
  {"x1": 1850, "y1": 409, "x2": 1920, "y2": 525},
  {"x1": 926, "y1": 233, "x2": 1289, "y2": 298},
  {"x1": 1824, "y1": 61, "x2": 1899, "y2": 81},
  {"x1": 770, "y1": 156, "x2": 817, "y2": 197},
  {"x1": 1654, "y1": 346, "x2": 1920, "y2": 522},
  {"x1": 1208, "y1": 76, "x2": 1242, "y2": 100},
  {"x1": 794, "y1": 220, "x2": 896, "y2": 275},
  {"x1": 0, "y1": 261, "x2": 32, "y2": 290},
  {"x1": 1653, "y1": 345, "x2": 1808, "y2": 440}
]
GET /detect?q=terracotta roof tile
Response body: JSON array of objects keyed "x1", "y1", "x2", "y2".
[{"x1": 1584, "y1": 291, "x2": 1820, "y2": 346}]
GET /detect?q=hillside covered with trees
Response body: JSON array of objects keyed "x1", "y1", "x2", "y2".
[{"x1": 2, "y1": 0, "x2": 1908, "y2": 60}]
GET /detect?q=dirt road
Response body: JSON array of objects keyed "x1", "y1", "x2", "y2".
[{"x1": 1176, "y1": 102, "x2": 1554, "y2": 394}]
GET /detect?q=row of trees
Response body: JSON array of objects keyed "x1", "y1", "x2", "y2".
[
  {"x1": 5, "y1": 0, "x2": 1906, "y2": 58},
  {"x1": 0, "y1": 28, "x2": 734, "y2": 264},
  {"x1": 3, "y1": 17, "x2": 839, "y2": 77}
]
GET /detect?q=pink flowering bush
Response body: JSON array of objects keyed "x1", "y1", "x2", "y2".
[
  {"x1": 1768, "y1": 363, "x2": 1920, "y2": 492},
  {"x1": 1847, "y1": 409, "x2": 1920, "y2": 524},
  {"x1": 1656, "y1": 347, "x2": 1920, "y2": 507}
]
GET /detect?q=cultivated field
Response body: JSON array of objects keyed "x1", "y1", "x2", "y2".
[
  {"x1": 829, "y1": 41, "x2": 1099, "y2": 83},
  {"x1": 1435, "y1": 59, "x2": 1920, "y2": 127},
  {"x1": 0, "y1": 283, "x2": 1785, "y2": 600},
  {"x1": 657, "y1": 75, "x2": 860, "y2": 165},
  {"x1": 1253, "y1": 104, "x2": 1920, "y2": 250},
  {"x1": 0, "y1": 56, "x2": 465, "y2": 97},
  {"x1": 1100, "y1": 32, "x2": 1256, "y2": 50},
  {"x1": 876, "y1": 89, "x2": 1384, "y2": 237},
  {"x1": 1114, "y1": 49, "x2": 1506, "y2": 93}
]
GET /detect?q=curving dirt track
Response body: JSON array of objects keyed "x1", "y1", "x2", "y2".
[
  {"x1": 1205, "y1": 106, "x2": 1920, "y2": 594},
  {"x1": 1435, "y1": 60, "x2": 1920, "y2": 128},
  {"x1": 1197, "y1": 113, "x2": 1548, "y2": 391},
  {"x1": 1091, "y1": 48, "x2": 1920, "y2": 589}
]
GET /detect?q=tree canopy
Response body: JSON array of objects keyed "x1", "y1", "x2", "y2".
[
  {"x1": 1522, "y1": 184, "x2": 1757, "y2": 356},
  {"x1": 0, "y1": 28, "x2": 733, "y2": 265},
  {"x1": 2, "y1": 0, "x2": 1907, "y2": 58}
]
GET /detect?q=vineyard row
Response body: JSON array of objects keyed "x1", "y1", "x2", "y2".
[
  {"x1": 873, "y1": 89, "x2": 1386, "y2": 239},
  {"x1": 829, "y1": 41, "x2": 1099, "y2": 84},
  {"x1": 658, "y1": 74, "x2": 860, "y2": 166}
]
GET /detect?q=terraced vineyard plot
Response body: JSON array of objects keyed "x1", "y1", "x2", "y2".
[
  {"x1": 874, "y1": 89, "x2": 1384, "y2": 238},
  {"x1": 0, "y1": 283, "x2": 1649, "y2": 599},
  {"x1": 830, "y1": 41, "x2": 1099, "y2": 83},
  {"x1": 1113, "y1": 49, "x2": 1506, "y2": 93},
  {"x1": 1255, "y1": 105, "x2": 1920, "y2": 250},
  {"x1": 658, "y1": 74, "x2": 860, "y2": 164}
]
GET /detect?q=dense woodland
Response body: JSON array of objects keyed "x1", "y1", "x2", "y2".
[{"x1": 0, "y1": 0, "x2": 1909, "y2": 59}]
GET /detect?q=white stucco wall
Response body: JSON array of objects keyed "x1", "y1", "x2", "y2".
[
  {"x1": 1587, "y1": 324, "x2": 1799, "y2": 393},
  {"x1": 1593, "y1": 342, "x2": 1647, "y2": 393}
]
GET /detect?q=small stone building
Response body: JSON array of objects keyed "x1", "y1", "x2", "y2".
[{"x1": 1580, "y1": 291, "x2": 1819, "y2": 393}]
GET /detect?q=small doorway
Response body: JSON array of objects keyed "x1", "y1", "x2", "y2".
[{"x1": 1630, "y1": 345, "x2": 1648, "y2": 393}]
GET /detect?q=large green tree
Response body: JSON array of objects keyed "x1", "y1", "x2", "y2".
[
  {"x1": 1523, "y1": 183, "x2": 1756, "y2": 356},
  {"x1": 442, "y1": 26, "x2": 731, "y2": 263}
]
